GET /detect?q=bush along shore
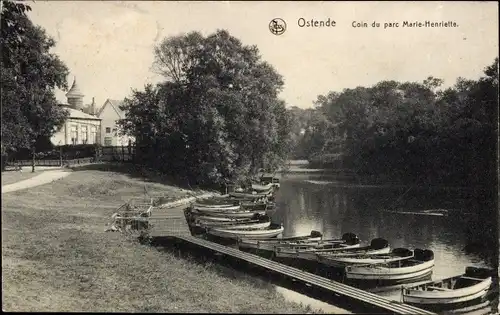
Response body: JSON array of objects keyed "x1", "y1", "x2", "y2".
[{"x1": 1, "y1": 164, "x2": 321, "y2": 313}]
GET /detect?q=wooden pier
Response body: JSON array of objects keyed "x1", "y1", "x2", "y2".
[
  {"x1": 146, "y1": 205, "x2": 436, "y2": 315},
  {"x1": 165, "y1": 234, "x2": 436, "y2": 315},
  {"x1": 149, "y1": 206, "x2": 191, "y2": 237}
]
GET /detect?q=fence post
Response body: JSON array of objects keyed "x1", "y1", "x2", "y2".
[{"x1": 31, "y1": 145, "x2": 35, "y2": 173}]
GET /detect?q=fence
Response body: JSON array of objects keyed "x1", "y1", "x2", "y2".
[
  {"x1": 6, "y1": 157, "x2": 95, "y2": 167},
  {"x1": 100, "y1": 145, "x2": 135, "y2": 162}
]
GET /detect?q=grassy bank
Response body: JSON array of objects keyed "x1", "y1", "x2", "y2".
[
  {"x1": 1, "y1": 164, "x2": 314, "y2": 313},
  {"x1": 1, "y1": 170, "x2": 42, "y2": 186}
]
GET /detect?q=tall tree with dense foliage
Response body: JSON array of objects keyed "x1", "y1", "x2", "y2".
[
  {"x1": 303, "y1": 58, "x2": 498, "y2": 187},
  {"x1": 120, "y1": 30, "x2": 290, "y2": 186},
  {"x1": 1, "y1": 0, "x2": 69, "y2": 165}
]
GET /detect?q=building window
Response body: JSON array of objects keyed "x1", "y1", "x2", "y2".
[
  {"x1": 106, "y1": 127, "x2": 111, "y2": 134},
  {"x1": 90, "y1": 126, "x2": 97, "y2": 144},
  {"x1": 81, "y1": 125, "x2": 88, "y2": 144},
  {"x1": 112, "y1": 128, "x2": 117, "y2": 135},
  {"x1": 104, "y1": 137, "x2": 112, "y2": 146},
  {"x1": 70, "y1": 125, "x2": 78, "y2": 144}
]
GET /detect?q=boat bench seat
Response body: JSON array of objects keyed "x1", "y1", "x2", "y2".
[{"x1": 427, "y1": 286, "x2": 452, "y2": 291}]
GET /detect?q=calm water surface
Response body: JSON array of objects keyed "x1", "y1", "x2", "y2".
[{"x1": 270, "y1": 172, "x2": 498, "y2": 313}]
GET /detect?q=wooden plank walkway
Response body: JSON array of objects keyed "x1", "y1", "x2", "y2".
[
  {"x1": 149, "y1": 206, "x2": 191, "y2": 236},
  {"x1": 145, "y1": 198, "x2": 435, "y2": 315},
  {"x1": 167, "y1": 235, "x2": 436, "y2": 315}
]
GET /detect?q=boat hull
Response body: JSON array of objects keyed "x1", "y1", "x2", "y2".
[
  {"x1": 208, "y1": 225, "x2": 284, "y2": 239},
  {"x1": 402, "y1": 268, "x2": 493, "y2": 306},
  {"x1": 276, "y1": 243, "x2": 362, "y2": 261},
  {"x1": 193, "y1": 210, "x2": 267, "y2": 218},
  {"x1": 346, "y1": 259, "x2": 435, "y2": 281},
  {"x1": 197, "y1": 220, "x2": 271, "y2": 230},
  {"x1": 239, "y1": 237, "x2": 326, "y2": 250},
  {"x1": 193, "y1": 215, "x2": 251, "y2": 222},
  {"x1": 238, "y1": 231, "x2": 324, "y2": 250},
  {"x1": 403, "y1": 286, "x2": 490, "y2": 305},
  {"x1": 318, "y1": 248, "x2": 409, "y2": 267},
  {"x1": 193, "y1": 205, "x2": 241, "y2": 212}
]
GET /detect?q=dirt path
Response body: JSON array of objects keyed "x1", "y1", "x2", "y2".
[{"x1": 1, "y1": 170, "x2": 72, "y2": 194}]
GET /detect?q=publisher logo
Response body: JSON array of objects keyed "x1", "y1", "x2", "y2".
[{"x1": 269, "y1": 18, "x2": 286, "y2": 35}]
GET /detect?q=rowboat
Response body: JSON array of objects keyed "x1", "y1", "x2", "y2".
[
  {"x1": 193, "y1": 204, "x2": 241, "y2": 212},
  {"x1": 275, "y1": 239, "x2": 362, "y2": 261},
  {"x1": 194, "y1": 198, "x2": 239, "y2": 208},
  {"x1": 251, "y1": 182, "x2": 275, "y2": 191},
  {"x1": 277, "y1": 230, "x2": 323, "y2": 241},
  {"x1": 230, "y1": 190, "x2": 274, "y2": 199},
  {"x1": 230, "y1": 193, "x2": 269, "y2": 202},
  {"x1": 345, "y1": 248, "x2": 435, "y2": 283},
  {"x1": 207, "y1": 223, "x2": 284, "y2": 239},
  {"x1": 195, "y1": 215, "x2": 271, "y2": 230},
  {"x1": 191, "y1": 209, "x2": 267, "y2": 218},
  {"x1": 193, "y1": 214, "x2": 259, "y2": 222},
  {"x1": 239, "y1": 232, "x2": 356, "y2": 252},
  {"x1": 238, "y1": 230, "x2": 324, "y2": 250},
  {"x1": 402, "y1": 267, "x2": 494, "y2": 307},
  {"x1": 260, "y1": 175, "x2": 280, "y2": 188},
  {"x1": 198, "y1": 219, "x2": 271, "y2": 230},
  {"x1": 197, "y1": 195, "x2": 268, "y2": 205},
  {"x1": 317, "y1": 247, "x2": 414, "y2": 268}
]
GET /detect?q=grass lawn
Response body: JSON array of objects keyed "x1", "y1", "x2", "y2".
[
  {"x1": 1, "y1": 170, "x2": 42, "y2": 186},
  {"x1": 1, "y1": 164, "x2": 314, "y2": 313}
]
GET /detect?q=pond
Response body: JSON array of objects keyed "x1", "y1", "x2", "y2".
[{"x1": 269, "y1": 171, "x2": 498, "y2": 313}]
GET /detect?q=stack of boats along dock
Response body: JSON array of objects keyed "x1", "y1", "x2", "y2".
[{"x1": 185, "y1": 174, "x2": 497, "y2": 312}]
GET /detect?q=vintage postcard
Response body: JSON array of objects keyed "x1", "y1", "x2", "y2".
[{"x1": 2, "y1": 1, "x2": 498, "y2": 313}]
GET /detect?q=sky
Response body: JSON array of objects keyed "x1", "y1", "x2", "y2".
[{"x1": 28, "y1": 1, "x2": 498, "y2": 109}]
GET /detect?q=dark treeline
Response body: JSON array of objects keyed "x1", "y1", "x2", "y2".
[
  {"x1": 289, "y1": 59, "x2": 498, "y2": 188},
  {"x1": 118, "y1": 30, "x2": 292, "y2": 188}
]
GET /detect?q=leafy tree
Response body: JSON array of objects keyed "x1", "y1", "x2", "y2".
[
  {"x1": 152, "y1": 31, "x2": 204, "y2": 83},
  {"x1": 1, "y1": 0, "x2": 69, "y2": 168},
  {"x1": 121, "y1": 30, "x2": 290, "y2": 187}
]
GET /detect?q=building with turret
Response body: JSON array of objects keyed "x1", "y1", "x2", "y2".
[{"x1": 50, "y1": 77, "x2": 102, "y2": 146}]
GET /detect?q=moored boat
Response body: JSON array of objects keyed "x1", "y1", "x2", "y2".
[
  {"x1": 191, "y1": 209, "x2": 267, "y2": 218},
  {"x1": 192, "y1": 214, "x2": 257, "y2": 222},
  {"x1": 251, "y1": 182, "x2": 275, "y2": 192},
  {"x1": 195, "y1": 215, "x2": 271, "y2": 230},
  {"x1": 193, "y1": 204, "x2": 241, "y2": 212},
  {"x1": 275, "y1": 235, "x2": 363, "y2": 261},
  {"x1": 238, "y1": 230, "x2": 324, "y2": 250},
  {"x1": 240, "y1": 232, "x2": 356, "y2": 253},
  {"x1": 214, "y1": 220, "x2": 270, "y2": 230},
  {"x1": 317, "y1": 247, "x2": 413, "y2": 268},
  {"x1": 345, "y1": 248, "x2": 435, "y2": 283},
  {"x1": 207, "y1": 223, "x2": 284, "y2": 239},
  {"x1": 402, "y1": 266, "x2": 494, "y2": 308},
  {"x1": 229, "y1": 193, "x2": 269, "y2": 202},
  {"x1": 260, "y1": 174, "x2": 280, "y2": 188},
  {"x1": 194, "y1": 198, "x2": 239, "y2": 208},
  {"x1": 230, "y1": 190, "x2": 274, "y2": 199}
]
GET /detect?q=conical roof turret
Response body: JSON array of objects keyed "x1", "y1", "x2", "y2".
[
  {"x1": 66, "y1": 77, "x2": 84, "y2": 98},
  {"x1": 66, "y1": 76, "x2": 84, "y2": 110}
]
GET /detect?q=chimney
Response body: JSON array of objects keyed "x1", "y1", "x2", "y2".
[{"x1": 91, "y1": 97, "x2": 95, "y2": 115}]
